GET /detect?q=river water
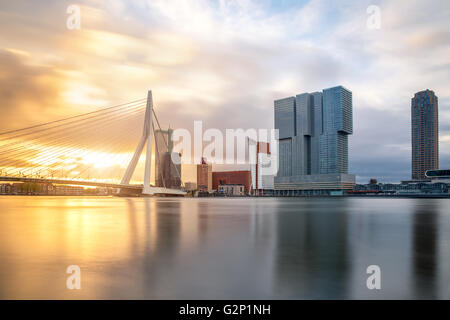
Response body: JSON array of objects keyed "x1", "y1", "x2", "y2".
[{"x1": 0, "y1": 196, "x2": 449, "y2": 299}]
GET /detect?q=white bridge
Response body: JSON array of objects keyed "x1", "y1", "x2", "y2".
[{"x1": 0, "y1": 91, "x2": 186, "y2": 196}]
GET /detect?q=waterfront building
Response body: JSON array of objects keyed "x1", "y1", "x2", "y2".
[
  {"x1": 0, "y1": 183, "x2": 12, "y2": 194},
  {"x1": 154, "y1": 128, "x2": 182, "y2": 188},
  {"x1": 411, "y1": 89, "x2": 439, "y2": 180},
  {"x1": 352, "y1": 178, "x2": 450, "y2": 195},
  {"x1": 155, "y1": 128, "x2": 172, "y2": 187},
  {"x1": 159, "y1": 152, "x2": 182, "y2": 188},
  {"x1": 184, "y1": 182, "x2": 197, "y2": 192},
  {"x1": 0, "y1": 182, "x2": 114, "y2": 196},
  {"x1": 5, "y1": 182, "x2": 54, "y2": 195},
  {"x1": 274, "y1": 86, "x2": 355, "y2": 195},
  {"x1": 212, "y1": 170, "x2": 251, "y2": 194},
  {"x1": 197, "y1": 157, "x2": 212, "y2": 192},
  {"x1": 425, "y1": 169, "x2": 450, "y2": 183},
  {"x1": 217, "y1": 184, "x2": 245, "y2": 196},
  {"x1": 54, "y1": 185, "x2": 85, "y2": 196},
  {"x1": 249, "y1": 140, "x2": 274, "y2": 195}
]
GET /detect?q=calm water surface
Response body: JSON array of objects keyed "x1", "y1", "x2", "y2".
[{"x1": 0, "y1": 196, "x2": 449, "y2": 299}]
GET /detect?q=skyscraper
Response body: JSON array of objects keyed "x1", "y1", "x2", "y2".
[
  {"x1": 274, "y1": 97, "x2": 295, "y2": 177},
  {"x1": 320, "y1": 86, "x2": 353, "y2": 174},
  {"x1": 411, "y1": 89, "x2": 439, "y2": 180},
  {"x1": 274, "y1": 86, "x2": 355, "y2": 194},
  {"x1": 154, "y1": 128, "x2": 181, "y2": 188},
  {"x1": 154, "y1": 128, "x2": 172, "y2": 187}
]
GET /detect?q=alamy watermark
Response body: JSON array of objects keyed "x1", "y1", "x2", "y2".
[
  {"x1": 366, "y1": 5, "x2": 381, "y2": 30},
  {"x1": 366, "y1": 265, "x2": 381, "y2": 290},
  {"x1": 66, "y1": 265, "x2": 81, "y2": 290},
  {"x1": 170, "y1": 121, "x2": 279, "y2": 175},
  {"x1": 66, "y1": 4, "x2": 81, "y2": 30}
]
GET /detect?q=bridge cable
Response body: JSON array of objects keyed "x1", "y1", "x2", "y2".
[
  {"x1": 0, "y1": 98, "x2": 146, "y2": 137},
  {"x1": 0, "y1": 102, "x2": 146, "y2": 152},
  {"x1": 2, "y1": 109, "x2": 145, "y2": 178},
  {"x1": 0, "y1": 107, "x2": 145, "y2": 172},
  {"x1": 16, "y1": 111, "x2": 144, "y2": 179}
]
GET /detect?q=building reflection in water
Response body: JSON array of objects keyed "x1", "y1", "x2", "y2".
[
  {"x1": 120, "y1": 198, "x2": 278, "y2": 299},
  {"x1": 273, "y1": 198, "x2": 351, "y2": 299},
  {"x1": 411, "y1": 200, "x2": 439, "y2": 299}
]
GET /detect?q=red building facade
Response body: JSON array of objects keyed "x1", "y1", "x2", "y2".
[
  {"x1": 212, "y1": 171, "x2": 251, "y2": 193},
  {"x1": 197, "y1": 157, "x2": 212, "y2": 192}
]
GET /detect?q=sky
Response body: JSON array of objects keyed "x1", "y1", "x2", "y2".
[{"x1": 0, "y1": 0, "x2": 449, "y2": 183}]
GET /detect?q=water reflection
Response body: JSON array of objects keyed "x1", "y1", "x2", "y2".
[
  {"x1": 273, "y1": 199, "x2": 352, "y2": 299},
  {"x1": 0, "y1": 196, "x2": 448, "y2": 299},
  {"x1": 412, "y1": 200, "x2": 439, "y2": 299}
]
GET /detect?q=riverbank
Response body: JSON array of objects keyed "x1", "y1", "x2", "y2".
[{"x1": 2, "y1": 193, "x2": 450, "y2": 199}]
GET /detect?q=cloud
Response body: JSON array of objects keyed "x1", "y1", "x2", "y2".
[{"x1": 0, "y1": 49, "x2": 66, "y2": 129}]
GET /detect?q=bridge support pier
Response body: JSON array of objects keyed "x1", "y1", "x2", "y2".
[{"x1": 119, "y1": 90, "x2": 154, "y2": 195}]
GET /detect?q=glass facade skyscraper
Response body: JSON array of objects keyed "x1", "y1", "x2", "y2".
[
  {"x1": 320, "y1": 86, "x2": 353, "y2": 174},
  {"x1": 274, "y1": 97, "x2": 295, "y2": 177},
  {"x1": 411, "y1": 89, "x2": 439, "y2": 180},
  {"x1": 274, "y1": 86, "x2": 355, "y2": 193}
]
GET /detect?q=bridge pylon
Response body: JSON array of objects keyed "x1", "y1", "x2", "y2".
[{"x1": 120, "y1": 90, "x2": 154, "y2": 195}]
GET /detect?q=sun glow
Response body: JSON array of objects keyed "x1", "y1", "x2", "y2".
[{"x1": 81, "y1": 151, "x2": 132, "y2": 169}]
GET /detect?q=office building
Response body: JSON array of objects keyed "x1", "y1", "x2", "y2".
[
  {"x1": 274, "y1": 86, "x2": 355, "y2": 194},
  {"x1": 411, "y1": 89, "x2": 439, "y2": 180},
  {"x1": 154, "y1": 128, "x2": 182, "y2": 188},
  {"x1": 160, "y1": 152, "x2": 182, "y2": 188}
]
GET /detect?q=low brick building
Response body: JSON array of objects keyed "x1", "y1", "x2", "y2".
[{"x1": 212, "y1": 170, "x2": 251, "y2": 193}]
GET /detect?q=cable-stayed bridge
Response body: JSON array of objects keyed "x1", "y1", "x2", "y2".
[{"x1": 0, "y1": 91, "x2": 185, "y2": 196}]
